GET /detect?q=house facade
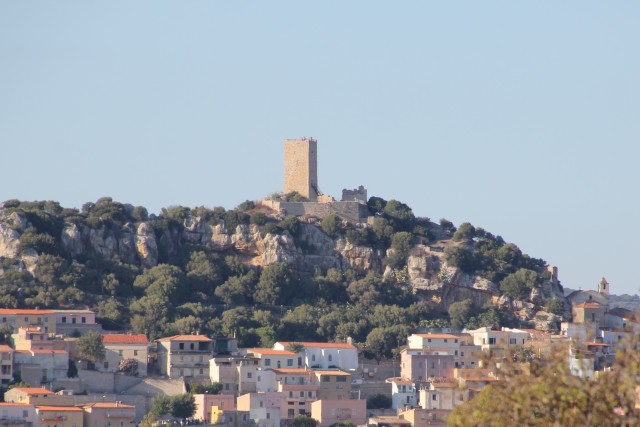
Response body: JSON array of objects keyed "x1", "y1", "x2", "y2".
[
  {"x1": 156, "y1": 335, "x2": 213, "y2": 379},
  {"x1": 101, "y1": 334, "x2": 149, "y2": 376}
]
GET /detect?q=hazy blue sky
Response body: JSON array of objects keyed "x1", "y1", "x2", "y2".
[{"x1": 1, "y1": 2, "x2": 639, "y2": 294}]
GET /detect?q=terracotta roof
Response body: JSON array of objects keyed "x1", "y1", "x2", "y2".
[
  {"x1": 249, "y1": 348, "x2": 295, "y2": 356},
  {"x1": 313, "y1": 370, "x2": 351, "y2": 376},
  {"x1": 157, "y1": 335, "x2": 212, "y2": 342},
  {"x1": 80, "y1": 402, "x2": 135, "y2": 409},
  {"x1": 36, "y1": 405, "x2": 83, "y2": 412},
  {"x1": 276, "y1": 341, "x2": 356, "y2": 349},
  {"x1": 431, "y1": 382, "x2": 456, "y2": 388},
  {"x1": 586, "y1": 342, "x2": 610, "y2": 347},
  {"x1": 0, "y1": 309, "x2": 54, "y2": 315},
  {"x1": 0, "y1": 402, "x2": 31, "y2": 406},
  {"x1": 0, "y1": 345, "x2": 13, "y2": 352},
  {"x1": 412, "y1": 334, "x2": 461, "y2": 339},
  {"x1": 12, "y1": 387, "x2": 54, "y2": 395},
  {"x1": 103, "y1": 334, "x2": 148, "y2": 344}
]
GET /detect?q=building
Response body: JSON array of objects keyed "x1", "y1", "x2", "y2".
[
  {"x1": 273, "y1": 342, "x2": 358, "y2": 370},
  {"x1": 398, "y1": 408, "x2": 448, "y2": 427},
  {"x1": 210, "y1": 355, "x2": 259, "y2": 395},
  {"x1": 407, "y1": 334, "x2": 473, "y2": 351},
  {"x1": 469, "y1": 328, "x2": 530, "y2": 357},
  {"x1": 193, "y1": 394, "x2": 235, "y2": 422},
  {"x1": 401, "y1": 349, "x2": 454, "y2": 381},
  {"x1": 0, "y1": 345, "x2": 13, "y2": 385},
  {"x1": 0, "y1": 310, "x2": 55, "y2": 335},
  {"x1": 0, "y1": 402, "x2": 37, "y2": 427},
  {"x1": 419, "y1": 381, "x2": 467, "y2": 411},
  {"x1": 79, "y1": 402, "x2": 135, "y2": 427},
  {"x1": 13, "y1": 350, "x2": 69, "y2": 385},
  {"x1": 4, "y1": 388, "x2": 55, "y2": 405},
  {"x1": 236, "y1": 392, "x2": 283, "y2": 427},
  {"x1": 386, "y1": 378, "x2": 417, "y2": 410},
  {"x1": 34, "y1": 406, "x2": 83, "y2": 427},
  {"x1": 247, "y1": 349, "x2": 298, "y2": 370},
  {"x1": 156, "y1": 335, "x2": 213, "y2": 379},
  {"x1": 312, "y1": 369, "x2": 352, "y2": 400},
  {"x1": 53, "y1": 310, "x2": 99, "y2": 336},
  {"x1": 12, "y1": 328, "x2": 54, "y2": 351},
  {"x1": 101, "y1": 334, "x2": 149, "y2": 376},
  {"x1": 257, "y1": 368, "x2": 317, "y2": 418},
  {"x1": 310, "y1": 399, "x2": 367, "y2": 427},
  {"x1": 284, "y1": 138, "x2": 318, "y2": 201},
  {"x1": 572, "y1": 302, "x2": 607, "y2": 326}
]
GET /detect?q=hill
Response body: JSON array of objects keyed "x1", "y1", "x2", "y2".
[{"x1": 0, "y1": 196, "x2": 569, "y2": 358}]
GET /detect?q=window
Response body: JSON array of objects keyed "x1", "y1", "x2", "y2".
[
  {"x1": 134, "y1": 350, "x2": 138, "y2": 356},
  {"x1": 312, "y1": 355, "x2": 316, "y2": 362},
  {"x1": 444, "y1": 339, "x2": 448, "y2": 343},
  {"x1": 289, "y1": 391, "x2": 293, "y2": 398},
  {"x1": 119, "y1": 350, "x2": 123, "y2": 356},
  {"x1": 1, "y1": 318, "x2": 5, "y2": 323},
  {"x1": 247, "y1": 372, "x2": 252, "y2": 379},
  {"x1": 179, "y1": 343, "x2": 184, "y2": 350},
  {"x1": 336, "y1": 376, "x2": 347, "y2": 382},
  {"x1": 225, "y1": 384, "x2": 230, "y2": 390},
  {"x1": 428, "y1": 338, "x2": 432, "y2": 342},
  {"x1": 455, "y1": 339, "x2": 458, "y2": 343},
  {"x1": 23, "y1": 410, "x2": 28, "y2": 418},
  {"x1": 308, "y1": 391, "x2": 312, "y2": 397},
  {"x1": 266, "y1": 412, "x2": 270, "y2": 419},
  {"x1": 288, "y1": 409, "x2": 295, "y2": 417},
  {"x1": 199, "y1": 369, "x2": 203, "y2": 375},
  {"x1": 265, "y1": 358, "x2": 271, "y2": 366},
  {"x1": 190, "y1": 343, "x2": 195, "y2": 350},
  {"x1": 104, "y1": 362, "x2": 109, "y2": 369},
  {"x1": 24, "y1": 317, "x2": 28, "y2": 322},
  {"x1": 81, "y1": 317, "x2": 86, "y2": 323},
  {"x1": 299, "y1": 409, "x2": 305, "y2": 414},
  {"x1": 72, "y1": 318, "x2": 76, "y2": 324},
  {"x1": 461, "y1": 351, "x2": 464, "y2": 356},
  {"x1": 432, "y1": 394, "x2": 437, "y2": 401},
  {"x1": 300, "y1": 391, "x2": 304, "y2": 397},
  {"x1": 488, "y1": 338, "x2": 496, "y2": 345},
  {"x1": 328, "y1": 354, "x2": 333, "y2": 362},
  {"x1": 287, "y1": 359, "x2": 293, "y2": 367},
  {"x1": 455, "y1": 350, "x2": 458, "y2": 356},
  {"x1": 322, "y1": 376, "x2": 330, "y2": 382},
  {"x1": 509, "y1": 339, "x2": 516, "y2": 345}
]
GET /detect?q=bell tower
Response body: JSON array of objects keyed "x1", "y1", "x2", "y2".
[{"x1": 598, "y1": 277, "x2": 609, "y2": 296}]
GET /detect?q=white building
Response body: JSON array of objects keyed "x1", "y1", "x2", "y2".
[
  {"x1": 101, "y1": 333, "x2": 149, "y2": 376},
  {"x1": 273, "y1": 342, "x2": 358, "y2": 371},
  {"x1": 386, "y1": 377, "x2": 417, "y2": 410}
]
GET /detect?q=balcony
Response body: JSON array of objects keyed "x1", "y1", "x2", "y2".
[
  {"x1": 106, "y1": 411, "x2": 135, "y2": 418},
  {"x1": 0, "y1": 417, "x2": 32, "y2": 425},
  {"x1": 40, "y1": 414, "x2": 66, "y2": 421}
]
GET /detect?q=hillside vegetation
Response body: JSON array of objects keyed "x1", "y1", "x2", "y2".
[{"x1": 0, "y1": 196, "x2": 568, "y2": 360}]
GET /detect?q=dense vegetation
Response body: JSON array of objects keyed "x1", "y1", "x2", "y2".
[{"x1": 0, "y1": 197, "x2": 555, "y2": 360}]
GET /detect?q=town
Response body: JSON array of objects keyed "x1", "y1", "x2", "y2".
[{"x1": 0, "y1": 272, "x2": 632, "y2": 427}]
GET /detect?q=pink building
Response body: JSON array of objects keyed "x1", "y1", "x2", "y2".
[
  {"x1": 401, "y1": 349, "x2": 454, "y2": 381},
  {"x1": 193, "y1": 394, "x2": 235, "y2": 421},
  {"x1": 310, "y1": 399, "x2": 367, "y2": 427},
  {"x1": 0, "y1": 402, "x2": 36, "y2": 426}
]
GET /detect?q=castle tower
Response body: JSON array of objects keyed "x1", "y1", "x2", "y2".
[
  {"x1": 598, "y1": 277, "x2": 609, "y2": 296},
  {"x1": 284, "y1": 138, "x2": 318, "y2": 201}
]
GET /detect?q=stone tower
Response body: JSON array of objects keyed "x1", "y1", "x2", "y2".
[
  {"x1": 598, "y1": 277, "x2": 609, "y2": 296},
  {"x1": 284, "y1": 138, "x2": 318, "y2": 201}
]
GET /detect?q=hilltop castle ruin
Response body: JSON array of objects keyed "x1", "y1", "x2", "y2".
[{"x1": 259, "y1": 137, "x2": 369, "y2": 223}]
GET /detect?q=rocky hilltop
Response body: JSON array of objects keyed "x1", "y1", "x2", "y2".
[{"x1": 0, "y1": 197, "x2": 569, "y2": 333}]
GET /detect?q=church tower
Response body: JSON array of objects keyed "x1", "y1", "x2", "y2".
[
  {"x1": 598, "y1": 277, "x2": 609, "y2": 296},
  {"x1": 283, "y1": 138, "x2": 318, "y2": 201}
]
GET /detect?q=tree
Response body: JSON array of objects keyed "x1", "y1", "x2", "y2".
[
  {"x1": 443, "y1": 245, "x2": 481, "y2": 274},
  {"x1": 387, "y1": 232, "x2": 412, "y2": 269},
  {"x1": 448, "y1": 299, "x2": 475, "y2": 329},
  {"x1": 150, "y1": 394, "x2": 171, "y2": 419},
  {"x1": 76, "y1": 331, "x2": 105, "y2": 365},
  {"x1": 254, "y1": 263, "x2": 294, "y2": 305},
  {"x1": 364, "y1": 326, "x2": 408, "y2": 362},
  {"x1": 453, "y1": 222, "x2": 476, "y2": 241},
  {"x1": 367, "y1": 393, "x2": 391, "y2": 409},
  {"x1": 189, "y1": 381, "x2": 223, "y2": 394},
  {"x1": 170, "y1": 393, "x2": 196, "y2": 419},
  {"x1": 448, "y1": 338, "x2": 640, "y2": 426},
  {"x1": 286, "y1": 342, "x2": 305, "y2": 354},
  {"x1": 500, "y1": 268, "x2": 539, "y2": 299},
  {"x1": 321, "y1": 214, "x2": 341, "y2": 238},
  {"x1": 293, "y1": 415, "x2": 319, "y2": 426}
]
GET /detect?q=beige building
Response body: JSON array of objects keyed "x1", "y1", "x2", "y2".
[
  {"x1": 0, "y1": 309, "x2": 55, "y2": 334},
  {"x1": 79, "y1": 402, "x2": 135, "y2": 427},
  {"x1": 101, "y1": 334, "x2": 148, "y2": 376},
  {"x1": 0, "y1": 402, "x2": 37, "y2": 427},
  {"x1": 156, "y1": 335, "x2": 213, "y2": 379},
  {"x1": 4, "y1": 388, "x2": 73, "y2": 407},
  {"x1": 210, "y1": 355, "x2": 259, "y2": 395},
  {"x1": 398, "y1": 408, "x2": 448, "y2": 427},
  {"x1": 0, "y1": 345, "x2": 14, "y2": 385},
  {"x1": 193, "y1": 394, "x2": 235, "y2": 422},
  {"x1": 13, "y1": 349, "x2": 69, "y2": 385},
  {"x1": 247, "y1": 349, "x2": 298, "y2": 370},
  {"x1": 54, "y1": 310, "x2": 99, "y2": 336},
  {"x1": 12, "y1": 327, "x2": 54, "y2": 351},
  {"x1": 312, "y1": 369, "x2": 352, "y2": 400},
  {"x1": 236, "y1": 392, "x2": 283, "y2": 427},
  {"x1": 310, "y1": 399, "x2": 366, "y2": 427},
  {"x1": 35, "y1": 406, "x2": 83, "y2": 427},
  {"x1": 284, "y1": 138, "x2": 318, "y2": 201}
]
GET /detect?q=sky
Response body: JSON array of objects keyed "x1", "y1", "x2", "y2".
[{"x1": 1, "y1": 2, "x2": 639, "y2": 294}]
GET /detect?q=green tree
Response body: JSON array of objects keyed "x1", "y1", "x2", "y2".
[
  {"x1": 500, "y1": 268, "x2": 539, "y2": 299},
  {"x1": 150, "y1": 394, "x2": 172, "y2": 418},
  {"x1": 254, "y1": 263, "x2": 294, "y2": 305},
  {"x1": 448, "y1": 299, "x2": 475, "y2": 329},
  {"x1": 76, "y1": 331, "x2": 106, "y2": 365},
  {"x1": 286, "y1": 342, "x2": 305, "y2": 354},
  {"x1": 367, "y1": 393, "x2": 392, "y2": 409},
  {"x1": 453, "y1": 222, "x2": 476, "y2": 241},
  {"x1": 387, "y1": 232, "x2": 413, "y2": 269},
  {"x1": 443, "y1": 245, "x2": 481, "y2": 274},
  {"x1": 293, "y1": 415, "x2": 319, "y2": 426},
  {"x1": 321, "y1": 214, "x2": 341, "y2": 238},
  {"x1": 170, "y1": 393, "x2": 196, "y2": 419},
  {"x1": 189, "y1": 381, "x2": 223, "y2": 394}
]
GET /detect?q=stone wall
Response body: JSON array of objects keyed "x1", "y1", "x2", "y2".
[
  {"x1": 277, "y1": 201, "x2": 368, "y2": 224},
  {"x1": 284, "y1": 138, "x2": 318, "y2": 201},
  {"x1": 341, "y1": 185, "x2": 367, "y2": 203}
]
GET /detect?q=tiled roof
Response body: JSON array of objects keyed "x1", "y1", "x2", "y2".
[
  {"x1": 276, "y1": 341, "x2": 356, "y2": 349},
  {"x1": 270, "y1": 368, "x2": 312, "y2": 374},
  {"x1": 313, "y1": 370, "x2": 352, "y2": 376},
  {"x1": 12, "y1": 387, "x2": 54, "y2": 395},
  {"x1": 80, "y1": 402, "x2": 135, "y2": 409},
  {"x1": 0, "y1": 402, "x2": 31, "y2": 406},
  {"x1": 103, "y1": 334, "x2": 148, "y2": 344},
  {"x1": 387, "y1": 377, "x2": 414, "y2": 385},
  {"x1": 15, "y1": 350, "x2": 68, "y2": 355},
  {"x1": 0, "y1": 309, "x2": 54, "y2": 315},
  {"x1": 249, "y1": 348, "x2": 295, "y2": 356},
  {"x1": 157, "y1": 335, "x2": 212, "y2": 342},
  {"x1": 574, "y1": 302, "x2": 603, "y2": 309},
  {"x1": 0, "y1": 345, "x2": 13, "y2": 352},
  {"x1": 36, "y1": 405, "x2": 83, "y2": 412}
]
